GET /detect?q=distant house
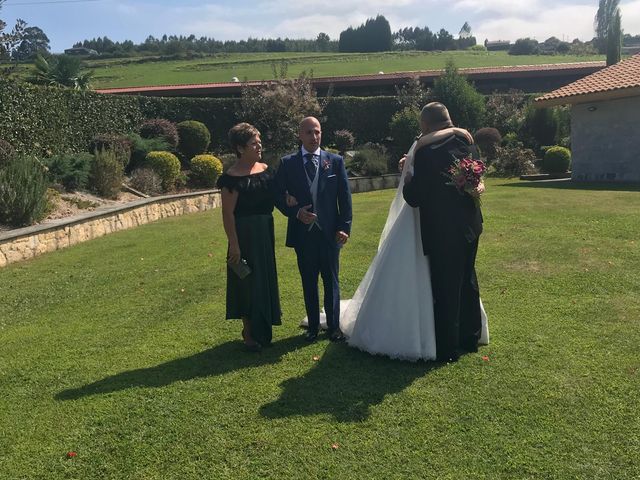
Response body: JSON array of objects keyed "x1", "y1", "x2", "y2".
[
  {"x1": 622, "y1": 45, "x2": 640, "y2": 55},
  {"x1": 64, "y1": 47, "x2": 98, "y2": 56},
  {"x1": 534, "y1": 53, "x2": 640, "y2": 182},
  {"x1": 484, "y1": 40, "x2": 511, "y2": 51}
]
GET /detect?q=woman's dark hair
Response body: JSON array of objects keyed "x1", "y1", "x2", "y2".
[{"x1": 228, "y1": 123, "x2": 260, "y2": 158}]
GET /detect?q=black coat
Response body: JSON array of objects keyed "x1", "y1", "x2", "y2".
[{"x1": 403, "y1": 135, "x2": 483, "y2": 256}]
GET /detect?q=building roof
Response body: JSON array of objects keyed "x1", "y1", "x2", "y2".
[
  {"x1": 535, "y1": 53, "x2": 640, "y2": 107},
  {"x1": 95, "y1": 61, "x2": 604, "y2": 97}
]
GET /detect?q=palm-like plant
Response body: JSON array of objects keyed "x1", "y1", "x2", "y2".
[{"x1": 28, "y1": 54, "x2": 93, "y2": 90}]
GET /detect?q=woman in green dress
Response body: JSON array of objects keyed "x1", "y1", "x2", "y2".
[{"x1": 217, "y1": 123, "x2": 282, "y2": 351}]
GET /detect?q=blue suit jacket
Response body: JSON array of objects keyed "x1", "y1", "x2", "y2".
[{"x1": 274, "y1": 149, "x2": 352, "y2": 248}]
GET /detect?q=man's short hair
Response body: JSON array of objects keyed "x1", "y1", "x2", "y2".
[{"x1": 420, "y1": 102, "x2": 453, "y2": 128}]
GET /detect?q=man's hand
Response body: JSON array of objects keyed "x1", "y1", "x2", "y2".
[
  {"x1": 336, "y1": 231, "x2": 349, "y2": 246},
  {"x1": 297, "y1": 205, "x2": 317, "y2": 225},
  {"x1": 398, "y1": 155, "x2": 407, "y2": 172}
]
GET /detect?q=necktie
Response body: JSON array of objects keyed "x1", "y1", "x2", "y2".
[{"x1": 304, "y1": 153, "x2": 317, "y2": 181}]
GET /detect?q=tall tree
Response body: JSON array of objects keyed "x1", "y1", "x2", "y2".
[
  {"x1": 436, "y1": 29, "x2": 455, "y2": 50},
  {"x1": 459, "y1": 22, "x2": 472, "y2": 39},
  {"x1": 432, "y1": 60, "x2": 485, "y2": 130},
  {"x1": 0, "y1": 0, "x2": 26, "y2": 75},
  {"x1": 339, "y1": 15, "x2": 392, "y2": 52},
  {"x1": 13, "y1": 26, "x2": 49, "y2": 60},
  {"x1": 316, "y1": 32, "x2": 330, "y2": 52},
  {"x1": 594, "y1": 0, "x2": 620, "y2": 53},
  {"x1": 606, "y1": 9, "x2": 622, "y2": 65}
]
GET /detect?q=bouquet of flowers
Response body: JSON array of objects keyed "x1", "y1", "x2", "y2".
[{"x1": 443, "y1": 154, "x2": 486, "y2": 207}]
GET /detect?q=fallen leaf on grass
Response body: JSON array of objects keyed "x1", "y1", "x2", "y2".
[
  {"x1": 312, "y1": 355, "x2": 320, "y2": 361},
  {"x1": 331, "y1": 443, "x2": 339, "y2": 450}
]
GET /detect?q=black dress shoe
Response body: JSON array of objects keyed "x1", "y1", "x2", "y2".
[
  {"x1": 305, "y1": 331, "x2": 319, "y2": 342},
  {"x1": 328, "y1": 329, "x2": 345, "y2": 342},
  {"x1": 437, "y1": 351, "x2": 460, "y2": 363},
  {"x1": 244, "y1": 342, "x2": 262, "y2": 352}
]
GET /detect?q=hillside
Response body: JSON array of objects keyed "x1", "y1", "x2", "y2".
[{"x1": 82, "y1": 50, "x2": 605, "y2": 88}]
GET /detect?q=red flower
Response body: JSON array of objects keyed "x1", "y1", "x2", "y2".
[
  {"x1": 66, "y1": 451, "x2": 77, "y2": 458},
  {"x1": 442, "y1": 154, "x2": 486, "y2": 208}
]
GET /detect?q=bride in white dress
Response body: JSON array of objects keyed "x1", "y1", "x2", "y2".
[{"x1": 302, "y1": 130, "x2": 489, "y2": 361}]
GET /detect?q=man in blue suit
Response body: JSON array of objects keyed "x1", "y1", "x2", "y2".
[{"x1": 274, "y1": 117, "x2": 353, "y2": 342}]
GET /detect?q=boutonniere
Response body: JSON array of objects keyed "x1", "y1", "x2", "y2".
[{"x1": 321, "y1": 159, "x2": 331, "y2": 171}]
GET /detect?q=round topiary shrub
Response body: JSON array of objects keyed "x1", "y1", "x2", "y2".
[
  {"x1": 190, "y1": 154, "x2": 223, "y2": 188},
  {"x1": 89, "y1": 134, "x2": 132, "y2": 168},
  {"x1": 333, "y1": 129, "x2": 355, "y2": 154},
  {"x1": 144, "y1": 151, "x2": 181, "y2": 191},
  {"x1": 542, "y1": 146, "x2": 571, "y2": 174},
  {"x1": 139, "y1": 119, "x2": 179, "y2": 149},
  {"x1": 177, "y1": 121, "x2": 211, "y2": 163},
  {"x1": 474, "y1": 127, "x2": 502, "y2": 161}
]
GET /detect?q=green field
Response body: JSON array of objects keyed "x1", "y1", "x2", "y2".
[
  {"x1": 0, "y1": 179, "x2": 638, "y2": 479},
  {"x1": 83, "y1": 51, "x2": 605, "y2": 88}
]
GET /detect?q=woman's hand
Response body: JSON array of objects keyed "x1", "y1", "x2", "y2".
[
  {"x1": 468, "y1": 181, "x2": 485, "y2": 198},
  {"x1": 452, "y1": 127, "x2": 474, "y2": 144},
  {"x1": 398, "y1": 154, "x2": 407, "y2": 172},
  {"x1": 227, "y1": 242, "x2": 241, "y2": 264},
  {"x1": 285, "y1": 191, "x2": 298, "y2": 207}
]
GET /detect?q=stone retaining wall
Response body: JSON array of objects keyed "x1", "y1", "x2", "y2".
[{"x1": 0, "y1": 174, "x2": 400, "y2": 268}]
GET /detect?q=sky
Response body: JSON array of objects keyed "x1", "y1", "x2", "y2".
[{"x1": 2, "y1": 0, "x2": 640, "y2": 53}]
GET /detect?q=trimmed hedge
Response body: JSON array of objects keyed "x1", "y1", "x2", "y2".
[
  {"x1": 0, "y1": 81, "x2": 408, "y2": 158},
  {"x1": 138, "y1": 96, "x2": 238, "y2": 151},
  {"x1": 323, "y1": 96, "x2": 402, "y2": 147},
  {"x1": 0, "y1": 80, "x2": 143, "y2": 156}
]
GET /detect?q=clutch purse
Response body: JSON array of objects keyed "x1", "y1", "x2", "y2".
[{"x1": 229, "y1": 258, "x2": 252, "y2": 279}]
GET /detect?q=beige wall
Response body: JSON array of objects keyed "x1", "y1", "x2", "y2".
[
  {"x1": 1, "y1": 175, "x2": 400, "y2": 268},
  {"x1": 571, "y1": 96, "x2": 640, "y2": 182}
]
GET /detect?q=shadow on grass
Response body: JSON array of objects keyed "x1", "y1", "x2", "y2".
[
  {"x1": 499, "y1": 179, "x2": 640, "y2": 192},
  {"x1": 55, "y1": 336, "x2": 307, "y2": 401},
  {"x1": 260, "y1": 343, "x2": 441, "y2": 423}
]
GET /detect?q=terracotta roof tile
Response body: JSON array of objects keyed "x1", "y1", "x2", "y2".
[{"x1": 535, "y1": 53, "x2": 640, "y2": 106}]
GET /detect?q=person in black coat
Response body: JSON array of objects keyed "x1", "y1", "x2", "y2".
[{"x1": 403, "y1": 102, "x2": 484, "y2": 362}]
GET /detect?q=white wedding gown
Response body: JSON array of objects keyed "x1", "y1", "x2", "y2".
[{"x1": 301, "y1": 140, "x2": 489, "y2": 361}]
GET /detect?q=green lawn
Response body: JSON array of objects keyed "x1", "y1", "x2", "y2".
[
  {"x1": 80, "y1": 51, "x2": 606, "y2": 88},
  {"x1": 0, "y1": 179, "x2": 638, "y2": 479}
]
